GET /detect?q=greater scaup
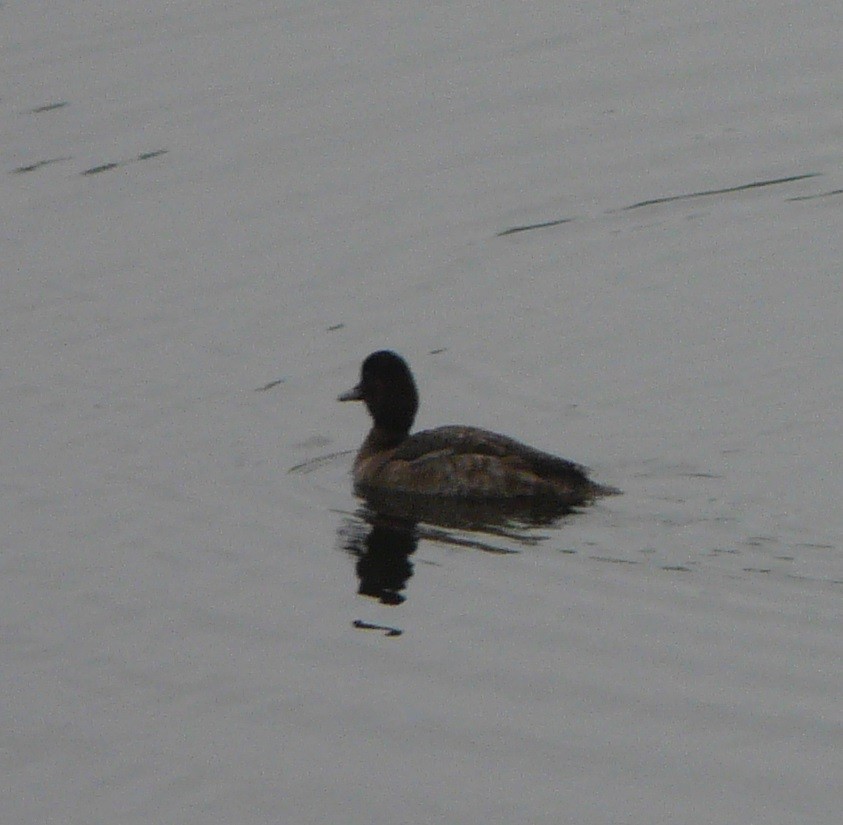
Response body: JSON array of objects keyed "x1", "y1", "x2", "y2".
[{"x1": 339, "y1": 350, "x2": 618, "y2": 504}]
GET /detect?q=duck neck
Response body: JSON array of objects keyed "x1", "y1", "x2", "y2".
[{"x1": 361, "y1": 426, "x2": 408, "y2": 454}]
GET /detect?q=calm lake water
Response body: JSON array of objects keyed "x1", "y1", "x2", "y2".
[{"x1": 3, "y1": 1, "x2": 841, "y2": 823}]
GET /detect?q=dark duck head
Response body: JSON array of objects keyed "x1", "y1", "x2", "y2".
[{"x1": 338, "y1": 350, "x2": 418, "y2": 447}]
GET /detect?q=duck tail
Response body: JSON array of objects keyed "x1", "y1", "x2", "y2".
[{"x1": 590, "y1": 481, "x2": 622, "y2": 498}]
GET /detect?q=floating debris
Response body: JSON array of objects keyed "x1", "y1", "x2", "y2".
[
  {"x1": 31, "y1": 101, "x2": 68, "y2": 113},
  {"x1": 352, "y1": 620, "x2": 402, "y2": 637},
  {"x1": 255, "y1": 379, "x2": 284, "y2": 392},
  {"x1": 82, "y1": 162, "x2": 120, "y2": 175},
  {"x1": 13, "y1": 157, "x2": 71, "y2": 174},
  {"x1": 81, "y1": 149, "x2": 167, "y2": 175}
]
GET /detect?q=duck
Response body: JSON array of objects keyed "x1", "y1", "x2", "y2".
[{"x1": 339, "y1": 350, "x2": 618, "y2": 504}]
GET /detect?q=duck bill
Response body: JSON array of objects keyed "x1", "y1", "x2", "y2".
[{"x1": 338, "y1": 383, "x2": 363, "y2": 402}]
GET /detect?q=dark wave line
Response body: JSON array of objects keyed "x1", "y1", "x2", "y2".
[
  {"x1": 496, "y1": 217, "x2": 574, "y2": 237},
  {"x1": 497, "y1": 172, "x2": 821, "y2": 236},
  {"x1": 618, "y1": 172, "x2": 820, "y2": 211},
  {"x1": 787, "y1": 188, "x2": 843, "y2": 202}
]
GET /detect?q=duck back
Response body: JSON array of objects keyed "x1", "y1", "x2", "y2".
[{"x1": 355, "y1": 425, "x2": 612, "y2": 504}]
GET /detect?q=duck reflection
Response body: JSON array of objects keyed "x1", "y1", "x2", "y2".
[
  {"x1": 340, "y1": 491, "x2": 576, "y2": 606},
  {"x1": 341, "y1": 514, "x2": 418, "y2": 605}
]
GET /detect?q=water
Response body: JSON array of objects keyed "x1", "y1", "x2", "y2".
[{"x1": 3, "y1": 1, "x2": 841, "y2": 823}]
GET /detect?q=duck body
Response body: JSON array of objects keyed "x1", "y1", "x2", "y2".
[
  {"x1": 353, "y1": 424, "x2": 607, "y2": 501},
  {"x1": 340, "y1": 351, "x2": 618, "y2": 505}
]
